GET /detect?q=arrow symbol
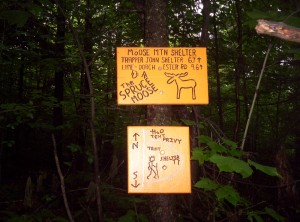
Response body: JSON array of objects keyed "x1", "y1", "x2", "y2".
[
  {"x1": 131, "y1": 180, "x2": 140, "y2": 188},
  {"x1": 133, "y1": 133, "x2": 140, "y2": 141}
]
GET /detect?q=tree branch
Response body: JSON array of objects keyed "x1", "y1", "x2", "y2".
[
  {"x1": 255, "y1": 19, "x2": 300, "y2": 43},
  {"x1": 51, "y1": 134, "x2": 75, "y2": 222},
  {"x1": 54, "y1": 1, "x2": 104, "y2": 221},
  {"x1": 240, "y1": 44, "x2": 273, "y2": 151}
]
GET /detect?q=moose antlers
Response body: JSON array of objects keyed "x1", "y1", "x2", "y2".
[{"x1": 164, "y1": 72, "x2": 197, "y2": 100}]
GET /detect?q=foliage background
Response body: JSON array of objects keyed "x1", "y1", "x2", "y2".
[{"x1": 0, "y1": 0, "x2": 299, "y2": 221}]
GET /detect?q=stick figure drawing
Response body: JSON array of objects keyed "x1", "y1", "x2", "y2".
[{"x1": 147, "y1": 156, "x2": 159, "y2": 179}]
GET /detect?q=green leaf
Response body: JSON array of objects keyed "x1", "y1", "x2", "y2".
[
  {"x1": 215, "y1": 185, "x2": 240, "y2": 206},
  {"x1": 86, "y1": 151, "x2": 94, "y2": 164},
  {"x1": 207, "y1": 141, "x2": 227, "y2": 153},
  {"x1": 222, "y1": 138, "x2": 238, "y2": 149},
  {"x1": 197, "y1": 135, "x2": 212, "y2": 144},
  {"x1": 1, "y1": 10, "x2": 30, "y2": 27},
  {"x1": 229, "y1": 149, "x2": 242, "y2": 158},
  {"x1": 6, "y1": 215, "x2": 33, "y2": 222},
  {"x1": 287, "y1": 48, "x2": 300, "y2": 59},
  {"x1": 67, "y1": 144, "x2": 81, "y2": 153},
  {"x1": 264, "y1": 207, "x2": 285, "y2": 222},
  {"x1": 191, "y1": 148, "x2": 207, "y2": 165},
  {"x1": 196, "y1": 122, "x2": 205, "y2": 129},
  {"x1": 247, "y1": 212, "x2": 264, "y2": 222},
  {"x1": 246, "y1": 9, "x2": 285, "y2": 21},
  {"x1": 246, "y1": 9, "x2": 270, "y2": 20},
  {"x1": 248, "y1": 160, "x2": 282, "y2": 178},
  {"x1": 171, "y1": 120, "x2": 181, "y2": 126},
  {"x1": 1, "y1": 140, "x2": 15, "y2": 148},
  {"x1": 194, "y1": 178, "x2": 219, "y2": 191},
  {"x1": 137, "y1": 214, "x2": 149, "y2": 222},
  {"x1": 181, "y1": 119, "x2": 195, "y2": 126},
  {"x1": 283, "y1": 16, "x2": 300, "y2": 27},
  {"x1": 38, "y1": 0, "x2": 52, "y2": 6},
  {"x1": 209, "y1": 154, "x2": 253, "y2": 178},
  {"x1": 118, "y1": 210, "x2": 135, "y2": 222}
]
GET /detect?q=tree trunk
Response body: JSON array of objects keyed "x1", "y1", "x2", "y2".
[
  {"x1": 293, "y1": 78, "x2": 300, "y2": 183},
  {"x1": 200, "y1": 0, "x2": 210, "y2": 46},
  {"x1": 82, "y1": 1, "x2": 104, "y2": 221},
  {"x1": 233, "y1": 0, "x2": 244, "y2": 142},
  {"x1": 18, "y1": 58, "x2": 24, "y2": 103},
  {"x1": 53, "y1": 0, "x2": 65, "y2": 160},
  {"x1": 212, "y1": 0, "x2": 223, "y2": 131},
  {"x1": 75, "y1": 0, "x2": 93, "y2": 171},
  {"x1": 144, "y1": 0, "x2": 176, "y2": 221},
  {"x1": 187, "y1": 0, "x2": 210, "y2": 215},
  {"x1": 295, "y1": 109, "x2": 300, "y2": 180},
  {"x1": 0, "y1": 129, "x2": 2, "y2": 184}
]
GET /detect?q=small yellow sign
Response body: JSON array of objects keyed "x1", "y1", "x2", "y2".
[
  {"x1": 127, "y1": 126, "x2": 191, "y2": 193},
  {"x1": 117, "y1": 47, "x2": 208, "y2": 105}
]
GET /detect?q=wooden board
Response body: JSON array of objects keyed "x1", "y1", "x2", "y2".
[
  {"x1": 127, "y1": 126, "x2": 191, "y2": 193},
  {"x1": 117, "y1": 47, "x2": 208, "y2": 105}
]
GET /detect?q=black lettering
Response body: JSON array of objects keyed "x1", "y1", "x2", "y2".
[
  {"x1": 133, "y1": 171, "x2": 138, "y2": 179},
  {"x1": 130, "y1": 85, "x2": 136, "y2": 94},
  {"x1": 147, "y1": 87, "x2": 154, "y2": 95},
  {"x1": 135, "y1": 83, "x2": 143, "y2": 91},
  {"x1": 119, "y1": 90, "x2": 126, "y2": 100},
  {"x1": 137, "y1": 92, "x2": 143, "y2": 100},
  {"x1": 132, "y1": 142, "x2": 138, "y2": 149},
  {"x1": 125, "y1": 88, "x2": 131, "y2": 97},
  {"x1": 131, "y1": 95, "x2": 138, "y2": 103},
  {"x1": 150, "y1": 129, "x2": 156, "y2": 134},
  {"x1": 154, "y1": 48, "x2": 168, "y2": 55},
  {"x1": 140, "y1": 80, "x2": 147, "y2": 89},
  {"x1": 142, "y1": 90, "x2": 149, "y2": 98},
  {"x1": 128, "y1": 48, "x2": 150, "y2": 56}
]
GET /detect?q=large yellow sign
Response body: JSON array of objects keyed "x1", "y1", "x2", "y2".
[
  {"x1": 117, "y1": 47, "x2": 208, "y2": 105},
  {"x1": 127, "y1": 126, "x2": 191, "y2": 193}
]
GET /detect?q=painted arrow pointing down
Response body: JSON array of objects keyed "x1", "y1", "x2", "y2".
[{"x1": 131, "y1": 180, "x2": 140, "y2": 188}]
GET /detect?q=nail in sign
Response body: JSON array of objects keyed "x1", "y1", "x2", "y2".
[
  {"x1": 117, "y1": 47, "x2": 208, "y2": 105},
  {"x1": 127, "y1": 126, "x2": 191, "y2": 193}
]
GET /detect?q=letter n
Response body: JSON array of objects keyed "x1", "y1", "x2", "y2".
[{"x1": 132, "y1": 142, "x2": 138, "y2": 149}]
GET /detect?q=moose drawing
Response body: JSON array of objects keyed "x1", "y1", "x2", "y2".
[{"x1": 164, "y1": 72, "x2": 197, "y2": 100}]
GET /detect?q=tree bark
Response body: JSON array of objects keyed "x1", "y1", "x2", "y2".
[
  {"x1": 132, "y1": 0, "x2": 145, "y2": 40},
  {"x1": 144, "y1": 0, "x2": 176, "y2": 221},
  {"x1": 294, "y1": 104, "x2": 300, "y2": 180},
  {"x1": 82, "y1": 1, "x2": 104, "y2": 221},
  {"x1": 54, "y1": 0, "x2": 104, "y2": 220},
  {"x1": 200, "y1": 0, "x2": 210, "y2": 46},
  {"x1": 255, "y1": 19, "x2": 300, "y2": 43},
  {"x1": 75, "y1": 0, "x2": 93, "y2": 171},
  {"x1": 0, "y1": 129, "x2": 2, "y2": 184},
  {"x1": 187, "y1": 0, "x2": 211, "y2": 214},
  {"x1": 233, "y1": 0, "x2": 244, "y2": 142},
  {"x1": 53, "y1": 0, "x2": 65, "y2": 160},
  {"x1": 18, "y1": 58, "x2": 24, "y2": 103},
  {"x1": 212, "y1": 0, "x2": 223, "y2": 131}
]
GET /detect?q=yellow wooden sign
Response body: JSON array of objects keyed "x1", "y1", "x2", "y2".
[
  {"x1": 117, "y1": 47, "x2": 208, "y2": 105},
  {"x1": 127, "y1": 126, "x2": 191, "y2": 193}
]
